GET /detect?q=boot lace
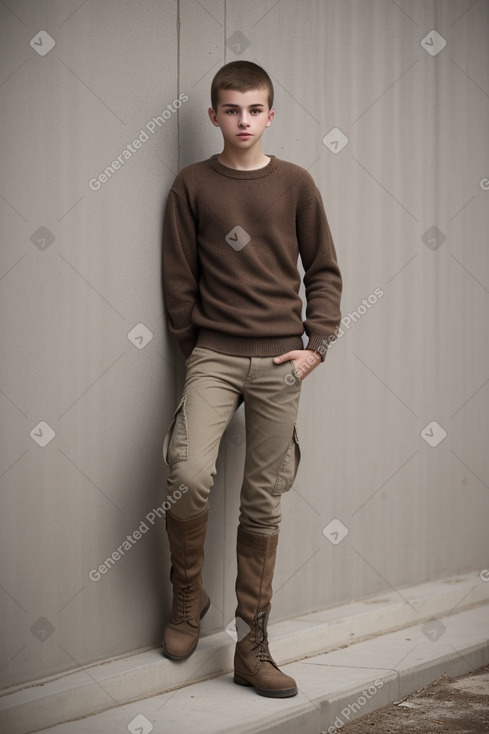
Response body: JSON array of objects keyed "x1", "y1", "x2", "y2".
[
  {"x1": 251, "y1": 610, "x2": 273, "y2": 662},
  {"x1": 171, "y1": 568, "x2": 198, "y2": 626}
]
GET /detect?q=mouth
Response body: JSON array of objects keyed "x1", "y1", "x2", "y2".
[{"x1": 237, "y1": 133, "x2": 252, "y2": 138}]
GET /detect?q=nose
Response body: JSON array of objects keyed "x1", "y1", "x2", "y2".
[{"x1": 238, "y1": 113, "x2": 250, "y2": 128}]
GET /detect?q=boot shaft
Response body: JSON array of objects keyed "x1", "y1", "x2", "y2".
[
  {"x1": 235, "y1": 525, "x2": 278, "y2": 620},
  {"x1": 166, "y1": 507, "x2": 209, "y2": 585}
]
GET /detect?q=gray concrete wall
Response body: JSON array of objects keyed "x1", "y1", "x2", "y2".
[{"x1": 1, "y1": 0, "x2": 488, "y2": 690}]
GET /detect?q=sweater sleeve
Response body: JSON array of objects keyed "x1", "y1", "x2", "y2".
[
  {"x1": 162, "y1": 186, "x2": 200, "y2": 358},
  {"x1": 296, "y1": 182, "x2": 342, "y2": 360}
]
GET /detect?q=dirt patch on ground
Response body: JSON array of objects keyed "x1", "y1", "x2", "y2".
[{"x1": 339, "y1": 665, "x2": 489, "y2": 733}]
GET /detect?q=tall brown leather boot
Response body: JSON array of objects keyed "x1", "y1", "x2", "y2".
[
  {"x1": 162, "y1": 507, "x2": 210, "y2": 660},
  {"x1": 233, "y1": 525, "x2": 298, "y2": 697}
]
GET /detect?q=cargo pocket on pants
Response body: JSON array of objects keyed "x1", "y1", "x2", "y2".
[
  {"x1": 162, "y1": 394, "x2": 189, "y2": 466},
  {"x1": 273, "y1": 423, "x2": 301, "y2": 494}
]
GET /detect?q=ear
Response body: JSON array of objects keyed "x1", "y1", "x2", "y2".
[
  {"x1": 265, "y1": 108, "x2": 275, "y2": 127},
  {"x1": 208, "y1": 107, "x2": 220, "y2": 127}
]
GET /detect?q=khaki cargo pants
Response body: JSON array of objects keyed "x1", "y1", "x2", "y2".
[{"x1": 163, "y1": 347, "x2": 302, "y2": 535}]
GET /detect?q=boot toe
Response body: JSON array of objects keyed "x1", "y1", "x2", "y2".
[
  {"x1": 256, "y1": 672, "x2": 298, "y2": 698},
  {"x1": 234, "y1": 659, "x2": 298, "y2": 698},
  {"x1": 162, "y1": 625, "x2": 198, "y2": 660}
]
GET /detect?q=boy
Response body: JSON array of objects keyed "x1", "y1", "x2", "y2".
[{"x1": 161, "y1": 61, "x2": 342, "y2": 698}]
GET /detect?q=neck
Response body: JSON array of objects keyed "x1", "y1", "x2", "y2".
[{"x1": 218, "y1": 143, "x2": 270, "y2": 171}]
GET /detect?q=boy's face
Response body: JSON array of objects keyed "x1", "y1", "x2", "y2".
[{"x1": 208, "y1": 88, "x2": 274, "y2": 152}]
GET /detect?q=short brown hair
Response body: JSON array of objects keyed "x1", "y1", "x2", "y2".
[{"x1": 210, "y1": 61, "x2": 274, "y2": 112}]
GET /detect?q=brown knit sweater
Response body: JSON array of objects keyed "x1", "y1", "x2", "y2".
[{"x1": 162, "y1": 154, "x2": 342, "y2": 359}]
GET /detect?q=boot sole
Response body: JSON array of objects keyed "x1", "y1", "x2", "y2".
[
  {"x1": 233, "y1": 674, "x2": 298, "y2": 698},
  {"x1": 162, "y1": 597, "x2": 211, "y2": 661}
]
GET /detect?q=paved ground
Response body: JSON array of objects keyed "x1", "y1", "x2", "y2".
[
  {"x1": 339, "y1": 665, "x2": 489, "y2": 734},
  {"x1": 9, "y1": 596, "x2": 487, "y2": 734}
]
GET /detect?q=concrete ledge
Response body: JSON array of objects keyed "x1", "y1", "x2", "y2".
[
  {"x1": 1, "y1": 571, "x2": 488, "y2": 734},
  {"x1": 24, "y1": 603, "x2": 489, "y2": 734}
]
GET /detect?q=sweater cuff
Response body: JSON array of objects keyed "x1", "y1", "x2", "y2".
[
  {"x1": 179, "y1": 338, "x2": 197, "y2": 359},
  {"x1": 305, "y1": 335, "x2": 332, "y2": 363}
]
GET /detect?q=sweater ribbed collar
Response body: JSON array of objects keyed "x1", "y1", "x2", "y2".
[{"x1": 208, "y1": 153, "x2": 279, "y2": 179}]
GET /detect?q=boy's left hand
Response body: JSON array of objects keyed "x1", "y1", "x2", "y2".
[{"x1": 273, "y1": 349, "x2": 321, "y2": 381}]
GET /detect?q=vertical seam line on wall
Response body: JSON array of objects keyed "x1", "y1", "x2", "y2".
[{"x1": 177, "y1": 0, "x2": 181, "y2": 170}]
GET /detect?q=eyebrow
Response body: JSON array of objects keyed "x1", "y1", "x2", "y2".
[{"x1": 220, "y1": 103, "x2": 265, "y2": 108}]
